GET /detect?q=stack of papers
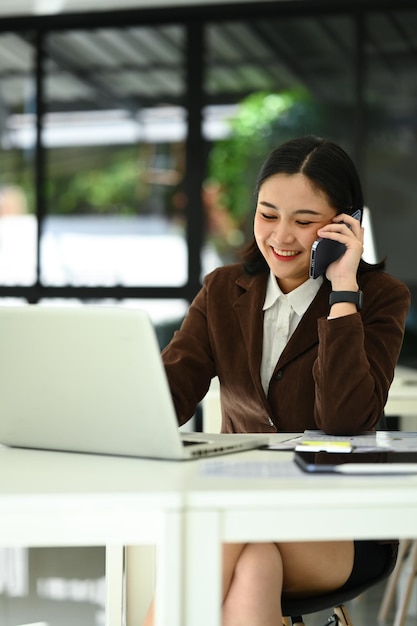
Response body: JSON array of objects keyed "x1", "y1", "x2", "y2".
[{"x1": 266, "y1": 430, "x2": 417, "y2": 453}]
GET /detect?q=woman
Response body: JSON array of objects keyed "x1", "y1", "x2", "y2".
[{"x1": 144, "y1": 136, "x2": 410, "y2": 626}]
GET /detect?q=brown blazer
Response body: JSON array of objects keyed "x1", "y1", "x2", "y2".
[{"x1": 162, "y1": 263, "x2": 411, "y2": 435}]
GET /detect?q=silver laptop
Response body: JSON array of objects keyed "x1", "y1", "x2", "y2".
[{"x1": 0, "y1": 305, "x2": 268, "y2": 460}]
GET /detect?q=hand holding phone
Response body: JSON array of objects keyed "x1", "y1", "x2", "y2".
[{"x1": 309, "y1": 209, "x2": 362, "y2": 279}]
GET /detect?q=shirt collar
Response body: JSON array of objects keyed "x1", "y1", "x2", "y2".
[{"x1": 263, "y1": 270, "x2": 323, "y2": 317}]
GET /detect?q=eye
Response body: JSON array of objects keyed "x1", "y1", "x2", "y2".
[
  {"x1": 256, "y1": 202, "x2": 278, "y2": 220},
  {"x1": 296, "y1": 220, "x2": 314, "y2": 226}
]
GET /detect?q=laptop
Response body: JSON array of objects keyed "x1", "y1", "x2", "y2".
[{"x1": 0, "y1": 305, "x2": 268, "y2": 460}]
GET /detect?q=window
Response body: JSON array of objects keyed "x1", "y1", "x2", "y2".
[{"x1": 0, "y1": 3, "x2": 415, "y2": 362}]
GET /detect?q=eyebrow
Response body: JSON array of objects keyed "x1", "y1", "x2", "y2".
[{"x1": 258, "y1": 201, "x2": 323, "y2": 216}]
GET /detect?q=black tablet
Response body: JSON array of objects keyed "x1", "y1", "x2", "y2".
[{"x1": 294, "y1": 449, "x2": 417, "y2": 474}]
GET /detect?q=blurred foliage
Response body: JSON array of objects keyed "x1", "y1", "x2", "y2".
[
  {"x1": 0, "y1": 145, "x2": 149, "y2": 216},
  {"x1": 207, "y1": 89, "x2": 322, "y2": 227},
  {"x1": 46, "y1": 147, "x2": 147, "y2": 215},
  {"x1": 208, "y1": 90, "x2": 323, "y2": 245},
  {"x1": 0, "y1": 150, "x2": 36, "y2": 214}
]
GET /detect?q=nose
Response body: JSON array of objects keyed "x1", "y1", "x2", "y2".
[{"x1": 272, "y1": 219, "x2": 295, "y2": 244}]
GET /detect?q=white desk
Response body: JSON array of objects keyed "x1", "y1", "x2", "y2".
[
  {"x1": 183, "y1": 439, "x2": 417, "y2": 626},
  {"x1": 4, "y1": 436, "x2": 417, "y2": 626},
  {"x1": 0, "y1": 444, "x2": 186, "y2": 626}
]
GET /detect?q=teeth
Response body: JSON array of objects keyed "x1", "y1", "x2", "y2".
[{"x1": 274, "y1": 249, "x2": 299, "y2": 257}]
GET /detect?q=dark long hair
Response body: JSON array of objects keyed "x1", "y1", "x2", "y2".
[{"x1": 241, "y1": 135, "x2": 385, "y2": 274}]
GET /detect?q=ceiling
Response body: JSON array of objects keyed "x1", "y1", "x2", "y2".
[
  {"x1": 0, "y1": 0, "x2": 276, "y2": 17},
  {"x1": 0, "y1": 13, "x2": 358, "y2": 115}
]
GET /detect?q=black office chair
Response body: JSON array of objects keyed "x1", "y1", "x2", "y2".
[
  {"x1": 281, "y1": 549, "x2": 397, "y2": 626},
  {"x1": 281, "y1": 417, "x2": 395, "y2": 626}
]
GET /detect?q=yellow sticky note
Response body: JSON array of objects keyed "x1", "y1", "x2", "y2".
[{"x1": 295, "y1": 440, "x2": 352, "y2": 453}]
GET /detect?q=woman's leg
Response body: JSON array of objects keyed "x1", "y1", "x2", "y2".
[
  {"x1": 279, "y1": 540, "x2": 355, "y2": 596},
  {"x1": 222, "y1": 540, "x2": 354, "y2": 626},
  {"x1": 222, "y1": 542, "x2": 283, "y2": 626},
  {"x1": 143, "y1": 540, "x2": 355, "y2": 626},
  {"x1": 142, "y1": 599, "x2": 154, "y2": 626}
]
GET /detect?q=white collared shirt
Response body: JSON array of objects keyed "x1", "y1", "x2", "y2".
[{"x1": 261, "y1": 270, "x2": 323, "y2": 394}]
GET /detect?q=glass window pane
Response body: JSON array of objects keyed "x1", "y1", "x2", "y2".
[
  {"x1": 365, "y1": 9, "x2": 417, "y2": 367},
  {"x1": 0, "y1": 32, "x2": 37, "y2": 286},
  {"x1": 42, "y1": 26, "x2": 187, "y2": 287},
  {"x1": 204, "y1": 16, "x2": 356, "y2": 265},
  {"x1": 365, "y1": 10, "x2": 417, "y2": 286}
]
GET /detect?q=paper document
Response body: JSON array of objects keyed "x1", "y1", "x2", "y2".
[
  {"x1": 263, "y1": 435, "x2": 303, "y2": 450},
  {"x1": 294, "y1": 430, "x2": 417, "y2": 453},
  {"x1": 200, "y1": 459, "x2": 302, "y2": 478}
]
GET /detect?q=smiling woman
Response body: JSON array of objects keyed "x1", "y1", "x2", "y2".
[
  {"x1": 139, "y1": 135, "x2": 412, "y2": 626},
  {"x1": 254, "y1": 172, "x2": 338, "y2": 293}
]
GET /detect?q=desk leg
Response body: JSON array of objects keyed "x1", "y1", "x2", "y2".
[
  {"x1": 154, "y1": 511, "x2": 183, "y2": 626},
  {"x1": 105, "y1": 545, "x2": 125, "y2": 626},
  {"x1": 184, "y1": 511, "x2": 222, "y2": 626}
]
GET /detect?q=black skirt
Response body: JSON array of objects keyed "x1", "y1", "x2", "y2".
[{"x1": 339, "y1": 540, "x2": 397, "y2": 591}]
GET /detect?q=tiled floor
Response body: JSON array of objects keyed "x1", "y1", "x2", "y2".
[{"x1": 303, "y1": 579, "x2": 417, "y2": 626}]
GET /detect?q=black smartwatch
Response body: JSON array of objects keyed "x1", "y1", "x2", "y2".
[{"x1": 329, "y1": 290, "x2": 363, "y2": 310}]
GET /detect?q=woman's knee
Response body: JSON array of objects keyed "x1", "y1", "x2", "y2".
[
  {"x1": 222, "y1": 543, "x2": 283, "y2": 623},
  {"x1": 234, "y1": 542, "x2": 283, "y2": 586},
  {"x1": 223, "y1": 542, "x2": 283, "y2": 587}
]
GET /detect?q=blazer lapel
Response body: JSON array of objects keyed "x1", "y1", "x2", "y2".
[{"x1": 233, "y1": 271, "x2": 268, "y2": 394}]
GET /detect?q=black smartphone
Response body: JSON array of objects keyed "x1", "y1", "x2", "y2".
[{"x1": 309, "y1": 209, "x2": 362, "y2": 279}]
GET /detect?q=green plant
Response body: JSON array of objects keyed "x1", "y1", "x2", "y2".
[{"x1": 207, "y1": 90, "x2": 320, "y2": 224}]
